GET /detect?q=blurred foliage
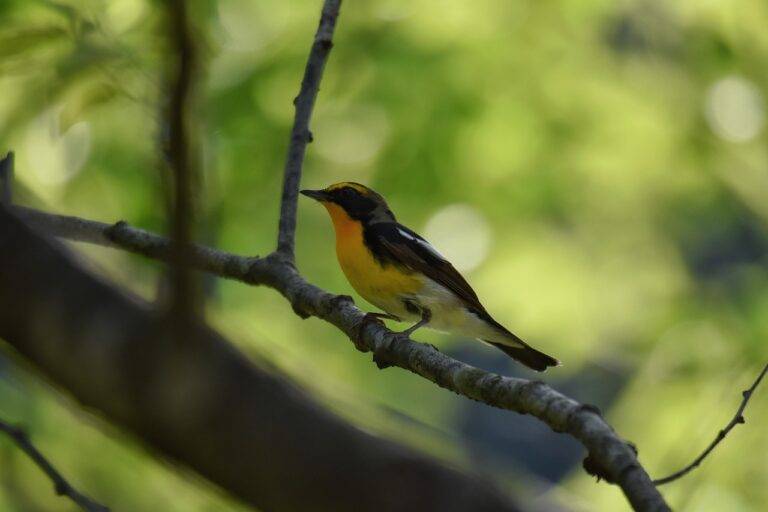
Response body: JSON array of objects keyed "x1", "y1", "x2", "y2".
[{"x1": 1, "y1": 0, "x2": 768, "y2": 510}]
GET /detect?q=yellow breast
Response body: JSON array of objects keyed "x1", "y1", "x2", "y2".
[{"x1": 322, "y1": 203, "x2": 421, "y2": 309}]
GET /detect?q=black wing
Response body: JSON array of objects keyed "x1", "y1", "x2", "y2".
[
  {"x1": 364, "y1": 222, "x2": 487, "y2": 314},
  {"x1": 365, "y1": 223, "x2": 560, "y2": 371}
]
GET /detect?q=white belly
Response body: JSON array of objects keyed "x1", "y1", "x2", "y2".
[{"x1": 390, "y1": 279, "x2": 503, "y2": 341}]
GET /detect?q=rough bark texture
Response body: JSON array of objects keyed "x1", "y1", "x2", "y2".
[{"x1": 0, "y1": 205, "x2": 522, "y2": 512}]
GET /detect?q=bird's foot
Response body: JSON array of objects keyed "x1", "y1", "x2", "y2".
[
  {"x1": 399, "y1": 309, "x2": 431, "y2": 338},
  {"x1": 353, "y1": 312, "x2": 392, "y2": 352},
  {"x1": 368, "y1": 312, "x2": 400, "y2": 322}
]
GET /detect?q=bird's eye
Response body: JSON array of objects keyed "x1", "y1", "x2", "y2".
[{"x1": 339, "y1": 187, "x2": 355, "y2": 199}]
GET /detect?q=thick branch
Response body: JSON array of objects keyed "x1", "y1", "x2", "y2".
[
  {"x1": 0, "y1": 419, "x2": 109, "y2": 512},
  {"x1": 653, "y1": 362, "x2": 768, "y2": 486},
  {"x1": 0, "y1": 206, "x2": 522, "y2": 512},
  {"x1": 13, "y1": 205, "x2": 671, "y2": 512},
  {"x1": 276, "y1": 0, "x2": 341, "y2": 258}
]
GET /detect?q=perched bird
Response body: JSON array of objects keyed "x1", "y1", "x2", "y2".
[{"x1": 301, "y1": 182, "x2": 559, "y2": 372}]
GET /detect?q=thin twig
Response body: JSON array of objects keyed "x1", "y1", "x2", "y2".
[
  {"x1": 276, "y1": 0, "x2": 342, "y2": 259},
  {"x1": 0, "y1": 419, "x2": 109, "y2": 512},
  {"x1": 653, "y1": 362, "x2": 768, "y2": 486},
  {"x1": 167, "y1": 0, "x2": 200, "y2": 321},
  {"x1": 0, "y1": 151, "x2": 13, "y2": 204},
  {"x1": 12, "y1": 205, "x2": 671, "y2": 512}
]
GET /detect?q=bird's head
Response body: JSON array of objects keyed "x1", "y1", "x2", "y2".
[{"x1": 301, "y1": 182, "x2": 395, "y2": 224}]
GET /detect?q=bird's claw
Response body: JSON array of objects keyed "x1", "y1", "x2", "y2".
[{"x1": 353, "y1": 313, "x2": 385, "y2": 352}]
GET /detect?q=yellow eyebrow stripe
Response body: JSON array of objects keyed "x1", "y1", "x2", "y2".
[{"x1": 326, "y1": 182, "x2": 369, "y2": 194}]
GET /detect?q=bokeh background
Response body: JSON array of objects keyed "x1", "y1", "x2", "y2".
[{"x1": 2, "y1": 0, "x2": 768, "y2": 510}]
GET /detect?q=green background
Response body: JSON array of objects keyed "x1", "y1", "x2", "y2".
[{"x1": 1, "y1": 0, "x2": 767, "y2": 510}]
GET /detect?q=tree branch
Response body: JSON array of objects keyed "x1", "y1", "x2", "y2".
[
  {"x1": 0, "y1": 151, "x2": 13, "y2": 204},
  {"x1": 267, "y1": 4, "x2": 662, "y2": 508},
  {"x1": 166, "y1": 0, "x2": 200, "y2": 320},
  {"x1": 0, "y1": 205, "x2": 522, "y2": 512},
  {"x1": 276, "y1": 0, "x2": 342, "y2": 259},
  {"x1": 1, "y1": 1, "x2": 670, "y2": 510},
  {"x1": 653, "y1": 362, "x2": 768, "y2": 486},
  {"x1": 0, "y1": 419, "x2": 109, "y2": 512},
  {"x1": 12, "y1": 205, "x2": 671, "y2": 512}
]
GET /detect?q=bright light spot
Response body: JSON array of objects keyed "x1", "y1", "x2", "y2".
[
  {"x1": 217, "y1": 0, "x2": 289, "y2": 53},
  {"x1": 375, "y1": 0, "x2": 415, "y2": 21},
  {"x1": 255, "y1": 70, "x2": 300, "y2": 123},
  {"x1": 24, "y1": 110, "x2": 91, "y2": 186},
  {"x1": 314, "y1": 106, "x2": 390, "y2": 165},
  {"x1": 705, "y1": 75, "x2": 765, "y2": 142},
  {"x1": 211, "y1": 0, "x2": 290, "y2": 88},
  {"x1": 106, "y1": 0, "x2": 146, "y2": 33},
  {"x1": 423, "y1": 204, "x2": 491, "y2": 272}
]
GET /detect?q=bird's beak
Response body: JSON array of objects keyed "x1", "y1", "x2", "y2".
[{"x1": 300, "y1": 189, "x2": 330, "y2": 202}]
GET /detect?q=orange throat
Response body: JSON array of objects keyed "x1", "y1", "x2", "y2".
[
  {"x1": 322, "y1": 202, "x2": 361, "y2": 240},
  {"x1": 320, "y1": 201, "x2": 422, "y2": 314}
]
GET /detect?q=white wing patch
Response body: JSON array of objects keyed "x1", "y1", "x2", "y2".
[
  {"x1": 397, "y1": 228, "x2": 445, "y2": 259},
  {"x1": 396, "y1": 228, "x2": 415, "y2": 240}
]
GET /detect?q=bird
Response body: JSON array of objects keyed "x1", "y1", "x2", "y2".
[{"x1": 300, "y1": 182, "x2": 559, "y2": 372}]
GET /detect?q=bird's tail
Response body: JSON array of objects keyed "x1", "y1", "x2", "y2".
[
  {"x1": 485, "y1": 341, "x2": 559, "y2": 372},
  {"x1": 478, "y1": 314, "x2": 559, "y2": 371}
]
